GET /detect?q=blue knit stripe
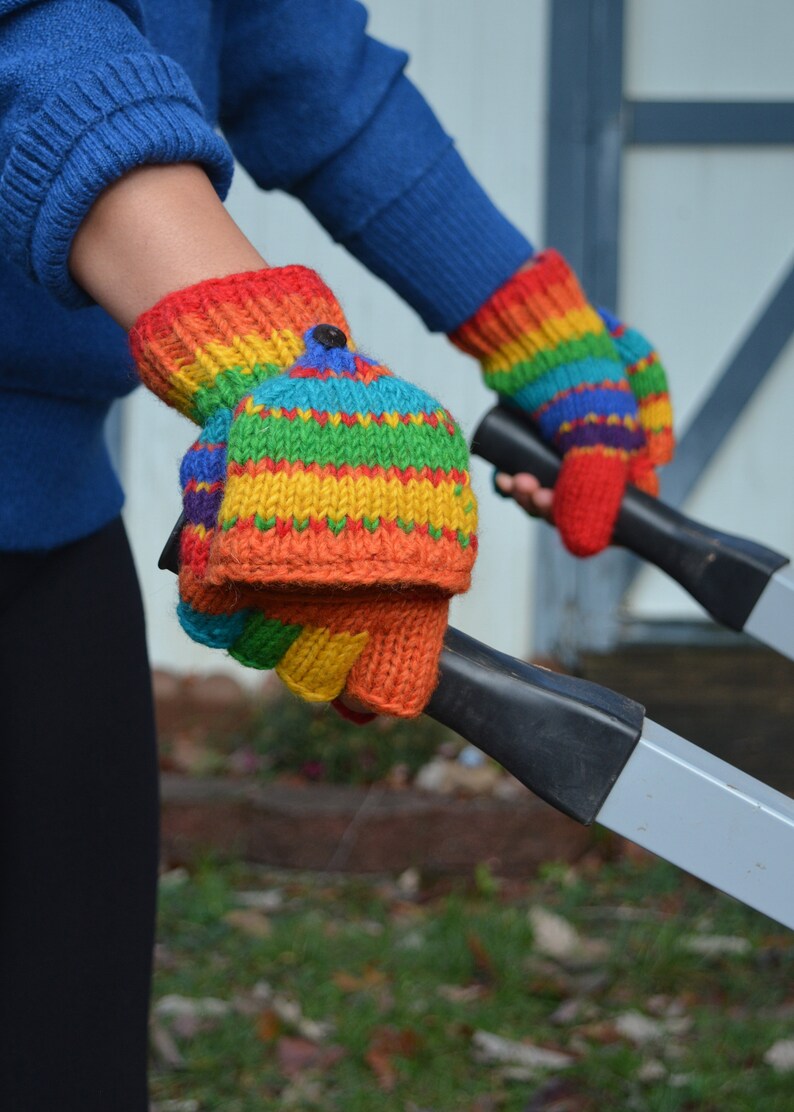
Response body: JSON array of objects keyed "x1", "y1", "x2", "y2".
[
  {"x1": 532, "y1": 392, "x2": 637, "y2": 442},
  {"x1": 508, "y1": 361, "x2": 629, "y2": 412},
  {"x1": 177, "y1": 600, "x2": 248, "y2": 649},
  {"x1": 252, "y1": 367, "x2": 449, "y2": 417}
]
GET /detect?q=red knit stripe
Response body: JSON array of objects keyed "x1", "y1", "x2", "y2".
[
  {"x1": 241, "y1": 404, "x2": 457, "y2": 435},
  {"x1": 226, "y1": 459, "x2": 470, "y2": 486}
]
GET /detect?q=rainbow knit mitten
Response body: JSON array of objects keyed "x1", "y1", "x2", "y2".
[
  {"x1": 131, "y1": 268, "x2": 478, "y2": 717},
  {"x1": 450, "y1": 250, "x2": 674, "y2": 556}
]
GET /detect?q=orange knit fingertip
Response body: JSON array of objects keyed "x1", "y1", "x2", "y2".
[{"x1": 343, "y1": 596, "x2": 450, "y2": 718}]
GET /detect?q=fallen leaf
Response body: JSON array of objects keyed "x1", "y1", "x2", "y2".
[
  {"x1": 276, "y1": 1036, "x2": 346, "y2": 1077},
  {"x1": 573, "y1": 1020, "x2": 622, "y2": 1046},
  {"x1": 467, "y1": 932, "x2": 498, "y2": 984},
  {"x1": 150, "y1": 1101, "x2": 200, "y2": 1112},
  {"x1": 681, "y1": 934, "x2": 751, "y2": 957},
  {"x1": 437, "y1": 983, "x2": 489, "y2": 1003},
  {"x1": 150, "y1": 1020, "x2": 185, "y2": 1069},
  {"x1": 549, "y1": 998, "x2": 598, "y2": 1027},
  {"x1": 636, "y1": 1059, "x2": 667, "y2": 1083},
  {"x1": 528, "y1": 907, "x2": 609, "y2": 968},
  {"x1": 523, "y1": 1076, "x2": 596, "y2": 1111},
  {"x1": 154, "y1": 994, "x2": 230, "y2": 1020},
  {"x1": 236, "y1": 888, "x2": 284, "y2": 912},
  {"x1": 365, "y1": 1025, "x2": 422, "y2": 1091},
  {"x1": 257, "y1": 1008, "x2": 282, "y2": 1042},
  {"x1": 397, "y1": 867, "x2": 421, "y2": 896},
  {"x1": 171, "y1": 1013, "x2": 213, "y2": 1040},
  {"x1": 332, "y1": 965, "x2": 388, "y2": 993},
  {"x1": 764, "y1": 1039, "x2": 794, "y2": 1073},
  {"x1": 280, "y1": 1076, "x2": 327, "y2": 1107},
  {"x1": 613, "y1": 1011, "x2": 665, "y2": 1045},
  {"x1": 223, "y1": 908, "x2": 272, "y2": 938},
  {"x1": 472, "y1": 1030, "x2": 574, "y2": 1071},
  {"x1": 271, "y1": 994, "x2": 334, "y2": 1041}
]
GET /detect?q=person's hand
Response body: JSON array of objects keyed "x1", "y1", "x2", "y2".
[
  {"x1": 494, "y1": 471, "x2": 555, "y2": 522},
  {"x1": 130, "y1": 271, "x2": 478, "y2": 718},
  {"x1": 450, "y1": 251, "x2": 674, "y2": 556}
]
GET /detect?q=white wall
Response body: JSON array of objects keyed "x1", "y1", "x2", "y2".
[
  {"x1": 122, "y1": 0, "x2": 549, "y2": 678},
  {"x1": 622, "y1": 0, "x2": 794, "y2": 617}
]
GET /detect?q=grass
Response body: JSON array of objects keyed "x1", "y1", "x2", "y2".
[{"x1": 151, "y1": 854, "x2": 794, "y2": 1111}]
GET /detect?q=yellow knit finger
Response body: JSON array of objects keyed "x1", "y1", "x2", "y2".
[{"x1": 276, "y1": 626, "x2": 370, "y2": 702}]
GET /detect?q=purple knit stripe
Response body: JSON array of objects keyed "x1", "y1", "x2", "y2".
[
  {"x1": 555, "y1": 423, "x2": 645, "y2": 455},
  {"x1": 183, "y1": 485, "x2": 224, "y2": 529}
]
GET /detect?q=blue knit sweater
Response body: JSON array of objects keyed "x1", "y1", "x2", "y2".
[{"x1": 0, "y1": 0, "x2": 532, "y2": 551}]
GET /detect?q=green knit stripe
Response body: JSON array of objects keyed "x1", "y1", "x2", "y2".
[
  {"x1": 190, "y1": 363, "x2": 285, "y2": 422},
  {"x1": 628, "y1": 363, "x2": 669, "y2": 401},
  {"x1": 226, "y1": 412, "x2": 471, "y2": 471},
  {"x1": 482, "y1": 333, "x2": 620, "y2": 396},
  {"x1": 229, "y1": 611, "x2": 302, "y2": 670}
]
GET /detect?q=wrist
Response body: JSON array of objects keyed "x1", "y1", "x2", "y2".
[{"x1": 69, "y1": 164, "x2": 268, "y2": 329}]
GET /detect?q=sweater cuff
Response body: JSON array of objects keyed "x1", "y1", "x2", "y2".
[
  {"x1": 0, "y1": 52, "x2": 234, "y2": 307},
  {"x1": 346, "y1": 143, "x2": 534, "y2": 333}
]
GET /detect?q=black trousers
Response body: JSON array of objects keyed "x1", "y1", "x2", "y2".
[{"x1": 0, "y1": 518, "x2": 159, "y2": 1111}]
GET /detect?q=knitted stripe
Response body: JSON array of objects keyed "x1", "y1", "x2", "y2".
[
  {"x1": 221, "y1": 516, "x2": 475, "y2": 550},
  {"x1": 244, "y1": 365, "x2": 448, "y2": 414},
  {"x1": 130, "y1": 265, "x2": 350, "y2": 423},
  {"x1": 478, "y1": 311, "x2": 615, "y2": 374},
  {"x1": 517, "y1": 382, "x2": 640, "y2": 433},
  {"x1": 177, "y1": 600, "x2": 248, "y2": 648},
  {"x1": 228, "y1": 612, "x2": 303, "y2": 671},
  {"x1": 226, "y1": 459, "x2": 471, "y2": 485},
  {"x1": 218, "y1": 470, "x2": 476, "y2": 534},
  {"x1": 226, "y1": 408, "x2": 468, "y2": 470},
  {"x1": 600, "y1": 311, "x2": 675, "y2": 467},
  {"x1": 482, "y1": 343, "x2": 623, "y2": 398}
]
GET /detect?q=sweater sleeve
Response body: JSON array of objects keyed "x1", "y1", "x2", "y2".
[
  {"x1": 0, "y1": 0, "x2": 234, "y2": 306},
  {"x1": 218, "y1": 0, "x2": 533, "y2": 333}
]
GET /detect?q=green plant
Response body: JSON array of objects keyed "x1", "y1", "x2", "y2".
[{"x1": 245, "y1": 691, "x2": 460, "y2": 785}]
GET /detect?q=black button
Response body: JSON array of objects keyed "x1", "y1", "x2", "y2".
[{"x1": 312, "y1": 324, "x2": 348, "y2": 350}]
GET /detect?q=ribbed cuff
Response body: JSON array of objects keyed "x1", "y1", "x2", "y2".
[
  {"x1": 344, "y1": 144, "x2": 533, "y2": 333},
  {"x1": 0, "y1": 53, "x2": 234, "y2": 307},
  {"x1": 130, "y1": 265, "x2": 349, "y2": 422}
]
